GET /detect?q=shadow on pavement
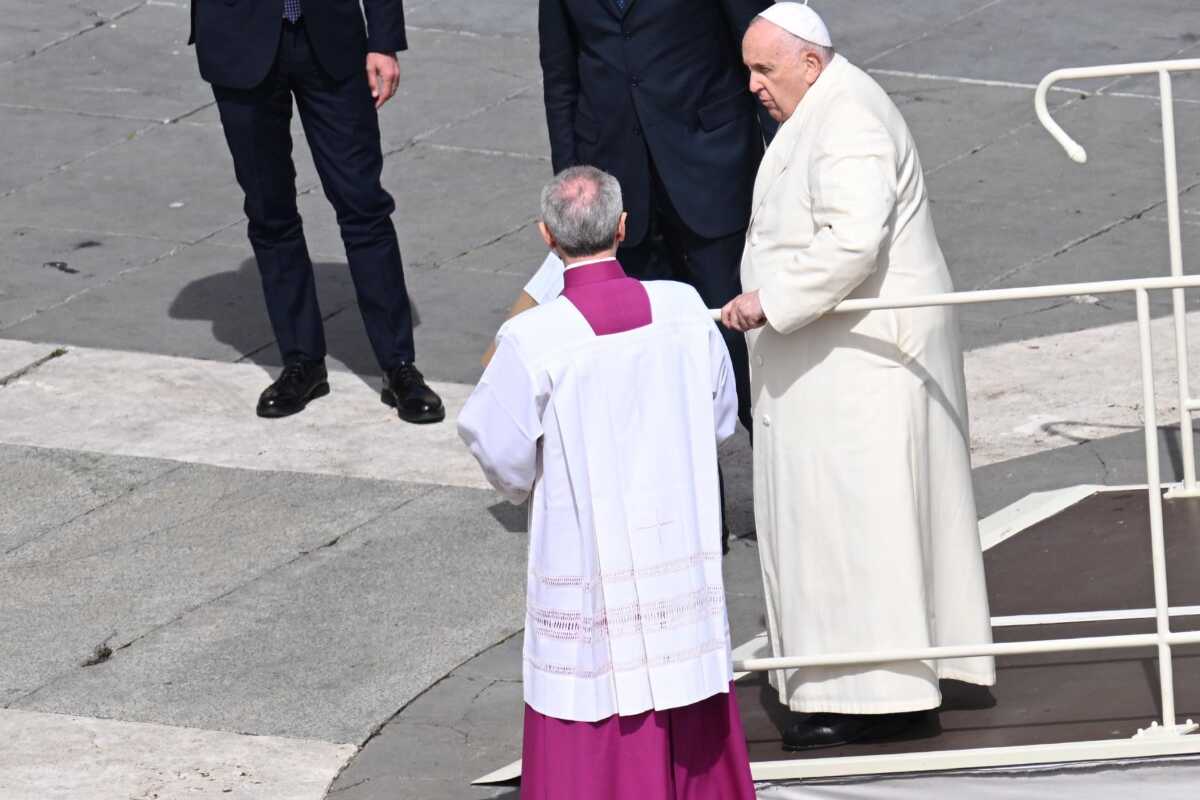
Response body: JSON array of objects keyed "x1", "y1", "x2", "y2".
[{"x1": 169, "y1": 257, "x2": 424, "y2": 387}]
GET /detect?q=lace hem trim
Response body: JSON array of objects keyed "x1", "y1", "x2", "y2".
[
  {"x1": 525, "y1": 637, "x2": 729, "y2": 679},
  {"x1": 528, "y1": 586, "x2": 726, "y2": 643}
]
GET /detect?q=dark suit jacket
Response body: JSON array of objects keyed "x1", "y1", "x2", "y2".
[
  {"x1": 189, "y1": 0, "x2": 407, "y2": 89},
  {"x1": 539, "y1": 0, "x2": 772, "y2": 245}
]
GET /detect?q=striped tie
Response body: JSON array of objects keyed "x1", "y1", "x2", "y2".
[
  {"x1": 283, "y1": 0, "x2": 302, "y2": 23},
  {"x1": 614, "y1": 0, "x2": 625, "y2": 10}
]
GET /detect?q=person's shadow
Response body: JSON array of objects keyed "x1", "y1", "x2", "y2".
[{"x1": 169, "y1": 257, "x2": 421, "y2": 387}]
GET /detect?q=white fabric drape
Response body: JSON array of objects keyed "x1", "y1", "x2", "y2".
[
  {"x1": 523, "y1": 252, "x2": 566, "y2": 304},
  {"x1": 459, "y1": 281, "x2": 739, "y2": 721}
]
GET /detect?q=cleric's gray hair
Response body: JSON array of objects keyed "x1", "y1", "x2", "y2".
[{"x1": 539, "y1": 166, "x2": 623, "y2": 258}]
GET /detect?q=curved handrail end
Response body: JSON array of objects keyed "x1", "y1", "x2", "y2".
[{"x1": 1035, "y1": 72, "x2": 1089, "y2": 165}]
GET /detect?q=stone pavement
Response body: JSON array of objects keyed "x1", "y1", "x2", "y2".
[{"x1": 2, "y1": 2, "x2": 1199, "y2": 799}]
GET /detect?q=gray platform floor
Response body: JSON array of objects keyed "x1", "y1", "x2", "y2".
[{"x1": 3, "y1": 2, "x2": 1200, "y2": 799}]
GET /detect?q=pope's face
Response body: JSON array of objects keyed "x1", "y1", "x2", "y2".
[{"x1": 742, "y1": 22, "x2": 824, "y2": 123}]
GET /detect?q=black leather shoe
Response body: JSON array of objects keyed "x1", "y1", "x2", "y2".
[
  {"x1": 781, "y1": 711, "x2": 929, "y2": 752},
  {"x1": 381, "y1": 363, "x2": 445, "y2": 424},
  {"x1": 256, "y1": 360, "x2": 329, "y2": 418}
]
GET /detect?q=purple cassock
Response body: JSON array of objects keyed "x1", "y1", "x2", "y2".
[{"x1": 519, "y1": 257, "x2": 756, "y2": 800}]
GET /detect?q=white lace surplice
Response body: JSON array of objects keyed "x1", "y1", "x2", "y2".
[{"x1": 458, "y1": 281, "x2": 737, "y2": 722}]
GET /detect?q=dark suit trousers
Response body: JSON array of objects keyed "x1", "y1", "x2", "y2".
[
  {"x1": 619, "y1": 160, "x2": 753, "y2": 433},
  {"x1": 212, "y1": 20, "x2": 415, "y2": 370}
]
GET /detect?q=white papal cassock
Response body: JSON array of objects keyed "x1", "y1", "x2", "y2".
[
  {"x1": 741, "y1": 54, "x2": 996, "y2": 714},
  {"x1": 458, "y1": 278, "x2": 738, "y2": 722}
]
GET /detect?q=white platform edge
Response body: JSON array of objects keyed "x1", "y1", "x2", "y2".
[
  {"x1": 978, "y1": 484, "x2": 1104, "y2": 550},
  {"x1": 749, "y1": 735, "x2": 1200, "y2": 782}
]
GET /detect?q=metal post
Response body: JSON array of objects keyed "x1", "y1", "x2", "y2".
[
  {"x1": 1160, "y1": 70, "x2": 1199, "y2": 496},
  {"x1": 1137, "y1": 287, "x2": 1178, "y2": 729}
]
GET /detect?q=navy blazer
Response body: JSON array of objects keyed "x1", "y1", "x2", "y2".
[
  {"x1": 189, "y1": 0, "x2": 407, "y2": 89},
  {"x1": 539, "y1": 0, "x2": 772, "y2": 245}
]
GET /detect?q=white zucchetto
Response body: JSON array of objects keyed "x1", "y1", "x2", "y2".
[{"x1": 757, "y1": 2, "x2": 833, "y2": 47}]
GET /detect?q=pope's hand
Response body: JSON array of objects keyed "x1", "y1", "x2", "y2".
[
  {"x1": 721, "y1": 290, "x2": 767, "y2": 332},
  {"x1": 367, "y1": 52, "x2": 401, "y2": 109}
]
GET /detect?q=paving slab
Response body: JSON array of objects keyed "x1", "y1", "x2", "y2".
[
  {"x1": 16, "y1": 481, "x2": 527, "y2": 744},
  {"x1": 0, "y1": 121, "x2": 245, "y2": 245},
  {"x1": 0, "y1": 442, "x2": 177, "y2": 577},
  {"x1": 0, "y1": 105, "x2": 150, "y2": 196},
  {"x1": 433, "y1": 219, "x2": 549, "y2": 277},
  {"x1": 867, "y1": 0, "x2": 1200, "y2": 88},
  {"x1": 1120, "y1": 59, "x2": 1200, "y2": 104},
  {"x1": 871, "y1": 72, "x2": 1072, "y2": 175},
  {"x1": 964, "y1": 308, "x2": 1200, "y2": 467},
  {"x1": 766, "y1": 1, "x2": 990, "y2": 66},
  {"x1": 937, "y1": 207, "x2": 1181, "y2": 351},
  {"x1": 0, "y1": 445, "x2": 430, "y2": 708},
  {"x1": 324, "y1": 641, "x2": 523, "y2": 800},
  {"x1": 953, "y1": 209, "x2": 1200, "y2": 350},
  {"x1": 0, "y1": 707, "x2": 355, "y2": 800},
  {"x1": 954, "y1": 92, "x2": 1200, "y2": 204},
  {"x1": 387, "y1": 144, "x2": 546, "y2": 272},
  {"x1": 0, "y1": 340, "x2": 488, "y2": 489},
  {"x1": 378, "y1": 31, "x2": 540, "y2": 153},
  {"x1": 926, "y1": 95, "x2": 1200, "y2": 239},
  {"x1": 0, "y1": 2, "x2": 209, "y2": 121},
  {"x1": 0, "y1": 0, "x2": 137, "y2": 64},
  {"x1": 3, "y1": 241, "x2": 281, "y2": 362},
  {"x1": 0, "y1": 225, "x2": 178, "y2": 331},
  {"x1": 0, "y1": 4, "x2": 100, "y2": 64},
  {"x1": 428, "y1": 90, "x2": 551, "y2": 161},
  {"x1": 0, "y1": 338, "x2": 59, "y2": 377},
  {"x1": 406, "y1": 0, "x2": 538, "y2": 40}
]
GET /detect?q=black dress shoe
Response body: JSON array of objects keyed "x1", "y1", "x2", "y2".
[
  {"x1": 256, "y1": 360, "x2": 329, "y2": 418},
  {"x1": 381, "y1": 363, "x2": 445, "y2": 424},
  {"x1": 781, "y1": 711, "x2": 929, "y2": 752}
]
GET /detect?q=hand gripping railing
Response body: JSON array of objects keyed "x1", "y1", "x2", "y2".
[{"x1": 1037, "y1": 58, "x2": 1200, "y2": 498}]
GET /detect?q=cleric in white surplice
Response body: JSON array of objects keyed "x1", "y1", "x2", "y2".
[
  {"x1": 459, "y1": 167, "x2": 756, "y2": 797},
  {"x1": 721, "y1": 3, "x2": 996, "y2": 750}
]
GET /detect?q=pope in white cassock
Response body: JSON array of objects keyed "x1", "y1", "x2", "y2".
[
  {"x1": 460, "y1": 167, "x2": 756, "y2": 799},
  {"x1": 722, "y1": 3, "x2": 996, "y2": 751}
]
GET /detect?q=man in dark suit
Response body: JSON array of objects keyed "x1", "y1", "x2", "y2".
[
  {"x1": 189, "y1": 0, "x2": 443, "y2": 423},
  {"x1": 538, "y1": 0, "x2": 773, "y2": 432}
]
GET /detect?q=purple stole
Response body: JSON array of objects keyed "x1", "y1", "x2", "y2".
[{"x1": 561, "y1": 259, "x2": 651, "y2": 334}]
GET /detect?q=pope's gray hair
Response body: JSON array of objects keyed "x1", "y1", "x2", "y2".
[
  {"x1": 540, "y1": 166, "x2": 624, "y2": 258},
  {"x1": 749, "y1": 16, "x2": 835, "y2": 64}
]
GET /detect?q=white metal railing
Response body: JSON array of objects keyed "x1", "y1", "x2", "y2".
[
  {"x1": 1037, "y1": 58, "x2": 1200, "y2": 498},
  {"x1": 716, "y1": 272, "x2": 1200, "y2": 780}
]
